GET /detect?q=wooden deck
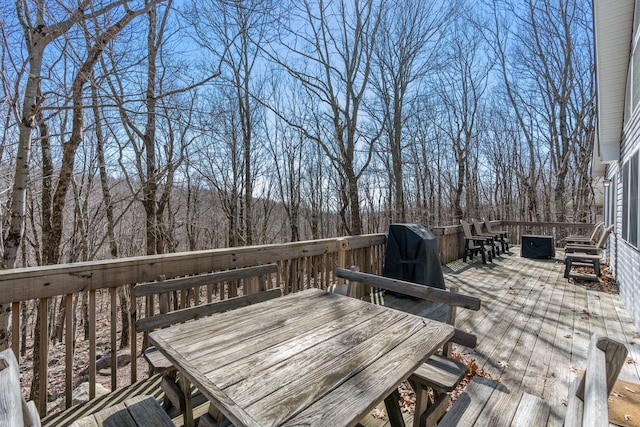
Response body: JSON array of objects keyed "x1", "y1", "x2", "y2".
[
  {"x1": 437, "y1": 247, "x2": 640, "y2": 427},
  {"x1": 45, "y1": 247, "x2": 640, "y2": 426},
  {"x1": 358, "y1": 246, "x2": 640, "y2": 427}
]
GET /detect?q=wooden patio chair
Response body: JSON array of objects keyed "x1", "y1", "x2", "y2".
[
  {"x1": 460, "y1": 220, "x2": 493, "y2": 264},
  {"x1": 483, "y1": 219, "x2": 509, "y2": 252},
  {"x1": 335, "y1": 268, "x2": 480, "y2": 427},
  {"x1": 565, "y1": 221, "x2": 604, "y2": 245},
  {"x1": 471, "y1": 219, "x2": 502, "y2": 255},
  {"x1": 564, "y1": 225, "x2": 613, "y2": 281},
  {"x1": 564, "y1": 224, "x2": 614, "y2": 255}
]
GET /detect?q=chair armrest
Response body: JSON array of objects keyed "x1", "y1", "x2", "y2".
[{"x1": 22, "y1": 400, "x2": 41, "y2": 427}]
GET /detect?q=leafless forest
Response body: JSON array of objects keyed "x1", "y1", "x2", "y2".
[{"x1": 1, "y1": 0, "x2": 595, "y2": 400}]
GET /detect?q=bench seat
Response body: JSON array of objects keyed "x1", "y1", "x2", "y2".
[
  {"x1": 70, "y1": 395, "x2": 173, "y2": 427},
  {"x1": 41, "y1": 375, "x2": 166, "y2": 427},
  {"x1": 412, "y1": 355, "x2": 467, "y2": 392},
  {"x1": 564, "y1": 253, "x2": 601, "y2": 280}
]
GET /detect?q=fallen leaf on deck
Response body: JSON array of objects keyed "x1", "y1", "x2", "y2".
[{"x1": 371, "y1": 408, "x2": 386, "y2": 420}]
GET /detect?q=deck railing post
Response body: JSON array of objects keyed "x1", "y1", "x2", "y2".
[{"x1": 337, "y1": 238, "x2": 349, "y2": 285}]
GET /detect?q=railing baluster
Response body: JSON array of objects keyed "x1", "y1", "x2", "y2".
[
  {"x1": 38, "y1": 297, "x2": 48, "y2": 415},
  {"x1": 110, "y1": 287, "x2": 117, "y2": 391},
  {"x1": 65, "y1": 293, "x2": 73, "y2": 409},
  {"x1": 11, "y1": 302, "x2": 19, "y2": 359},
  {"x1": 130, "y1": 283, "x2": 137, "y2": 383},
  {"x1": 89, "y1": 290, "x2": 96, "y2": 400}
]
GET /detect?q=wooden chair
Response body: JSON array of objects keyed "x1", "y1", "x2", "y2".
[
  {"x1": 563, "y1": 225, "x2": 613, "y2": 281},
  {"x1": 437, "y1": 334, "x2": 628, "y2": 427},
  {"x1": 460, "y1": 220, "x2": 494, "y2": 264},
  {"x1": 134, "y1": 264, "x2": 280, "y2": 424},
  {"x1": 335, "y1": 268, "x2": 481, "y2": 427},
  {"x1": 565, "y1": 221, "x2": 604, "y2": 245},
  {"x1": 470, "y1": 219, "x2": 502, "y2": 256},
  {"x1": 564, "y1": 225, "x2": 613, "y2": 255},
  {"x1": 482, "y1": 219, "x2": 510, "y2": 252},
  {"x1": 0, "y1": 348, "x2": 40, "y2": 427}
]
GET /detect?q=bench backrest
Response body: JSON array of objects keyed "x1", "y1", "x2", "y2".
[
  {"x1": 335, "y1": 268, "x2": 480, "y2": 353},
  {"x1": 564, "y1": 335, "x2": 627, "y2": 427},
  {"x1": 135, "y1": 264, "x2": 280, "y2": 333},
  {"x1": 595, "y1": 224, "x2": 614, "y2": 249},
  {"x1": 588, "y1": 221, "x2": 604, "y2": 241}
]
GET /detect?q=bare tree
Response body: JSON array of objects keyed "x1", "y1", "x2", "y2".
[
  {"x1": 1, "y1": 3, "x2": 165, "y2": 381},
  {"x1": 369, "y1": 0, "x2": 457, "y2": 222},
  {"x1": 185, "y1": 0, "x2": 274, "y2": 246},
  {"x1": 436, "y1": 16, "x2": 493, "y2": 221},
  {"x1": 489, "y1": 0, "x2": 595, "y2": 222},
  {"x1": 267, "y1": 0, "x2": 385, "y2": 235}
]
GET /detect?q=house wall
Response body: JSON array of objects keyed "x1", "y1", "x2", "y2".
[{"x1": 606, "y1": 0, "x2": 640, "y2": 330}]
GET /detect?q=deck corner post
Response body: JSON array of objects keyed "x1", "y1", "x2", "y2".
[{"x1": 337, "y1": 238, "x2": 350, "y2": 284}]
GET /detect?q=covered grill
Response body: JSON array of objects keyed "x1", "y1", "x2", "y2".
[{"x1": 382, "y1": 223, "x2": 446, "y2": 289}]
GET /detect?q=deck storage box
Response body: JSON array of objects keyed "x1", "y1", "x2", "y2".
[{"x1": 520, "y1": 235, "x2": 555, "y2": 259}]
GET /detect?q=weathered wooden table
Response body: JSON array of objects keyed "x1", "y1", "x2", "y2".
[{"x1": 149, "y1": 288, "x2": 454, "y2": 427}]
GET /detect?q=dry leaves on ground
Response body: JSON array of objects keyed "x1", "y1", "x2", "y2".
[
  {"x1": 571, "y1": 264, "x2": 619, "y2": 294},
  {"x1": 448, "y1": 351, "x2": 496, "y2": 404}
]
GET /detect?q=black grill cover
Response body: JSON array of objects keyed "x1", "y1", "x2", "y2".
[{"x1": 382, "y1": 224, "x2": 446, "y2": 290}]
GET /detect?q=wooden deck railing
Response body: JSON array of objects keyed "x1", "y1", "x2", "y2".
[
  {"x1": 0, "y1": 234, "x2": 386, "y2": 416},
  {"x1": 499, "y1": 221, "x2": 596, "y2": 247},
  {"x1": 432, "y1": 221, "x2": 597, "y2": 263},
  {"x1": 0, "y1": 220, "x2": 596, "y2": 417}
]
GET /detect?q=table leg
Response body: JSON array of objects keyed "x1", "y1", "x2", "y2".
[
  {"x1": 412, "y1": 383, "x2": 429, "y2": 427},
  {"x1": 384, "y1": 388, "x2": 406, "y2": 427},
  {"x1": 198, "y1": 404, "x2": 224, "y2": 427},
  {"x1": 179, "y1": 374, "x2": 194, "y2": 427}
]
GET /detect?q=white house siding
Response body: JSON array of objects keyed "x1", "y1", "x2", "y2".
[{"x1": 607, "y1": 21, "x2": 640, "y2": 329}]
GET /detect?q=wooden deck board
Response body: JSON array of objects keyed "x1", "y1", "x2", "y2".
[{"x1": 608, "y1": 291, "x2": 640, "y2": 381}]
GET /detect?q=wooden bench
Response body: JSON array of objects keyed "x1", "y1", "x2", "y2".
[
  {"x1": 70, "y1": 395, "x2": 173, "y2": 427},
  {"x1": 134, "y1": 264, "x2": 281, "y2": 424},
  {"x1": 564, "y1": 253, "x2": 602, "y2": 281},
  {"x1": 564, "y1": 336, "x2": 628, "y2": 427},
  {"x1": 438, "y1": 334, "x2": 628, "y2": 426},
  {"x1": 335, "y1": 268, "x2": 481, "y2": 427}
]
